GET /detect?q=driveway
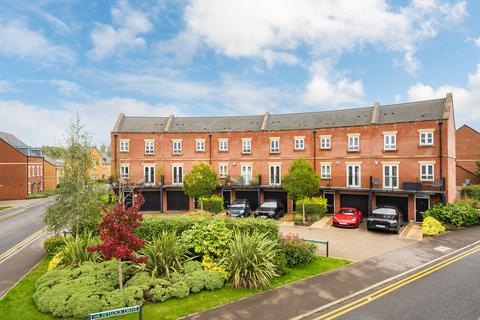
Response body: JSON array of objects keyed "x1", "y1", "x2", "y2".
[{"x1": 280, "y1": 222, "x2": 417, "y2": 261}]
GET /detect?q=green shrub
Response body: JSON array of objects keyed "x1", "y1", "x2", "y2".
[
  {"x1": 99, "y1": 193, "x2": 118, "y2": 205},
  {"x1": 273, "y1": 250, "x2": 288, "y2": 276},
  {"x1": 43, "y1": 236, "x2": 67, "y2": 256},
  {"x1": 298, "y1": 197, "x2": 328, "y2": 220},
  {"x1": 456, "y1": 197, "x2": 480, "y2": 210},
  {"x1": 27, "y1": 193, "x2": 49, "y2": 199},
  {"x1": 188, "y1": 210, "x2": 213, "y2": 217},
  {"x1": 141, "y1": 231, "x2": 189, "y2": 277},
  {"x1": 168, "y1": 280, "x2": 190, "y2": 299},
  {"x1": 200, "y1": 195, "x2": 224, "y2": 213},
  {"x1": 224, "y1": 217, "x2": 279, "y2": 241},
  {"x1": 461, "y1": 185, "x2": 480, "y2": 200},
  {"x1": 279, "y1": 233, "x2": 316, "y2": 268},
  {"x1": 151, "y1": 286, "x2": 171, "y2": 302},
  {"x1": 180, "y1": 219, "x2": 233, "y2": 259},
  {"x1": 183, "y1": 260, "x2": 202, "y2": 273},
  {"x1": 423, "y1": 203, "x2": 479, "y2": 227},
  {"x1": 223, "y1": 232, "x2": 278, "y2": 289},
  {"x1": 60, "y1": 234, "x2": 101, "y2": 267},
  {"x1": 422, "y1": 217, "x2": 446, "y2": 237},
  {"x1": 202, "y1": 270, "x2": 224, "y2": 290}
]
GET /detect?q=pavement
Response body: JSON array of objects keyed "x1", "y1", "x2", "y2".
[{"x1": 183, "y1": 226, "x2": 480, "y2": 320}]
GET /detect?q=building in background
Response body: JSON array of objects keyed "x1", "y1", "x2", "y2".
[
  {"x1": 456, "y1": 125, "x2": 480, "y2": 187},
  {"x1": 111, "y1": 94, "x2": 456, "y2": 223},
  {"x1": 43, "y1": 156, "x2": 64, "y2": 191},
  {"x1": 0, "y1": 132, "x2": 44, "y2": 200},
  {"x1": 89, "y1": 147, "x2": 111, "y2": 181}
]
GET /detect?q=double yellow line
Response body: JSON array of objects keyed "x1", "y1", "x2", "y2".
[
  {"x1": 314, "y1": 245, "x2": 480, "y2": 320},
  {"x1": 0, "y1": 228, "x2": 46, "y2": 263}
]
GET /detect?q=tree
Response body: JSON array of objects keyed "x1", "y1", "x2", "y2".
[
  {"x1": 44, "y1": 115, "x2": 101, "y2": 235},
  {"x1": 282, "y1": 158, "x2": 320, "y2": 224},
  {"x1": 476, "y1": 154, "x2": 480, "y2": 179},
  {"x1": 88, "y1": 194, "x2": 147, "y2": 289},
  {"x1": 183, "y1": 163, "x2": 217, "y2": 210},
  {"x1": 42, "y1": 145, "x2": 66, "y2": 159}
]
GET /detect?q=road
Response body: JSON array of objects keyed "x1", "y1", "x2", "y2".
[{"x1": 311, "y1": 247, "x2": 480, "y2": 320}]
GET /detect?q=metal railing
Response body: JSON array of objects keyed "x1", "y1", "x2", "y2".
[{"x1": 302, "y1": 239, "x2": 329, "y2": 257}]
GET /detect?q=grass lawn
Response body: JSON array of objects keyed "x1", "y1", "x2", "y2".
[
  {"x1": 0, "y1": 256, "x2": 350, "y2": 320},
  {"x1": 0, "y1": 205, "x2": 12, "y2": 211}
]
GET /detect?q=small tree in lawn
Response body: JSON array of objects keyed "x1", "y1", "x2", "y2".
[
  {"x1": 88, "y1": 194, "x2": 147, "y2": 289},
  {"x1": 282, "y1": 158, "x2": 320, "y2": 224},
  {"x1": 183, "y1": 163, "x2": 217, "y2": 210}
]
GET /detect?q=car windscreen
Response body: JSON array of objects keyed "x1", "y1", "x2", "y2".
[
  {"x1": 261, "y1": 202, "x2": 277, "y2": 208},
  {"x1": 370, "y1": 208, "x2": 396, "y2": 219},
  {"x1": 339, "y1": 209, "x2": 356, "y2": 215},
  {"x1": 229, "y1": 204, "x2": 245, "y2": 209}
]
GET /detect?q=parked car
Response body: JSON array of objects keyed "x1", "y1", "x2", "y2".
[
  {"x1": 332, "y1": 207, "x2": 363, "y2": 228},
  {"x1": 367, "y1": 206, "x2": 403, "y2": 234},
  {"x1": 255, "y1": 199, "x2": 285, "y2": 220},
  {"x1": 226, "y1": 199, "x2": 251, "y2": 218}
]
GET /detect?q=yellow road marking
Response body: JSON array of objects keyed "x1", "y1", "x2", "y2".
[
  {"x1": 0, "y1": 228, "x2": 46, "y2": 263},
  {"x1": 314, "y1": 245, "x2": 480, "y2": 320}
]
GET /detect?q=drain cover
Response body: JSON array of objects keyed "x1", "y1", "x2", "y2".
[{"x1": 434, "y1": 246, "x2": 451, "y2": 252}]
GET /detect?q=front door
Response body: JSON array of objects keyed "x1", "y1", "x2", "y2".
[
  {"x1": 415, "y1": 196, "x2": 429, "y2": 223},
  {"x1": 222, "y1": 190, "x2": 231, "y2": 209},
  {"x1": 325, "y1": 192, "x2": 335, "y2": 214}
]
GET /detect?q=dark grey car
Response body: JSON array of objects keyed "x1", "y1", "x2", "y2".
[
  {"x1": 367, "y1": 206, "x2": 403, "y2": 234},
  {"x1": 226, "y1": 199, "x2": 251, "y2": 218}
]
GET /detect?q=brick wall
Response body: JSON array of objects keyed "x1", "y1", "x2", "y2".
[
  {"x1": 0, "y1": 139, "x2": 27, "y2": 200},
  {"x1": 456, "y1": 125, "x2": 480, "y2": 186}
]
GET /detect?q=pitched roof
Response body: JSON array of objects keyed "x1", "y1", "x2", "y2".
[
  {"x1": 44, "y1": 155, "x2": 64, "y2": 167},
  {"x1": 0, "y1": 132, "x2": 43, "y2": 156},
  {"x1": 112, "y1": 98, "x2": 449, "y2": 133}
]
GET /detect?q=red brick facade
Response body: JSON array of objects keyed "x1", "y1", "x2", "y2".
[{"x1": 456, "y1": 125, "x2": 480, "y2": 186}]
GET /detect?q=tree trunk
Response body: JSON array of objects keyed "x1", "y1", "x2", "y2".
[
  {"x1": 118, "y1": 260, "x2": 123, "y2": 289},
  {"x1": 200, "y1": 198, "x2": 204, "y2": 211},
  {"x1": 302, "y1": 201, "x2": 306, "y2": 225}
]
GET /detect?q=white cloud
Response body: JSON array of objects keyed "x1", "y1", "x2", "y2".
[
  {"x1": 89, "y1": 0, "x2": 153, "y2": 59},
  {"x1": 156, "y1": 31, "x2": 201, "y2": 64},
  {"x1": 407, "y1": 64, "x2": 480, "y2": 130},
  {"x1": 474, "y1": 37, "x2": 480, "y2": 48},
  {"x1": 0, "y1": 80, "x2": 13, "y2": 93},
  {"x1": 303, "y1": 60, "x2": 364, "y2": 106},
  {"x1": 0, "y1": 20, "x2": 74, "y2": 64},
  {"x1": 184, "y1": 0, "x2": 465, "y2": 72},
  {"x1": 48, "y1": 80, "x2": 82, "y2": 95}
]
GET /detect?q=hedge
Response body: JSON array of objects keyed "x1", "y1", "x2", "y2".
[
  {"x1": 298, "y1": 197, "x2": 328, "y2": 218},
  {"x1": 200, "y1": 195, "x2": 224, "y2": 213},
  {"x1": 423, "y1": 203, "x2": 479, "y2": 227},
  {"x1": 43, "y1": 236, "x2": 67, "y2": 257},
  {"x1": 461, "y1": 185, "x2": 480, "y2": 200},
  {"x1": 136, "y1": 216, "x2": 279, "y2": 242}
]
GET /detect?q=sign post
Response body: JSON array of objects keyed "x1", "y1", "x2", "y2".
[{"x1": 87, "y1": 305, "x2": 142, "y2": 320}]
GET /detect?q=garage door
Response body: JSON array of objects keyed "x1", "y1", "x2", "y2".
[
  {"x1": 235, "y1": 191, "x2": 259, "y2": 211},
  {"x1": 140, "y1": 191, "x2": 161, "y2": 211},
  {"x1": 376, "y1": 195, "x2": 408, "y2": 222},
  {"x1": 340, "y1": 194, "x2": 369, "y2": 217},
  {"x1": 264, "y1": 191, "x2": 288, "y2": 213},
  {"x1": 167, "y1": 191, "x2": 189, "y2": 211}
]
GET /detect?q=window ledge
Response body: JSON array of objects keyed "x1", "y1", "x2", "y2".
[
  {"x1": 383, "y1": 149, "x2": 397, "y2": 152},
  {"x1": 347, "y1": 150, "x2": 360, "y2": 153},
  {"x1": 418, "y1": 144, "x2": 434, "y2": 148},
  {"x1": 320, "y1": 148, "x2": 332, "y2": 150},
  {"x1": 172, "y1": 153, "x2": 183, "y2": 156}
]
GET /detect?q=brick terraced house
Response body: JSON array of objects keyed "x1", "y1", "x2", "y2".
[
  {"x1": 455, "y1": 125, "x2": 480, "y2": 187},
  {"x1": 111, "y1": 93, "x2": 456, "y2": 223},
  {"x1": 0, "y1": 132, "x2": 44, "y2": 200}
]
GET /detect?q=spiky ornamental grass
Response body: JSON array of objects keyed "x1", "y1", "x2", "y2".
[{"x1": 223, "y1": 232, "x2": 279, "y2": 289}]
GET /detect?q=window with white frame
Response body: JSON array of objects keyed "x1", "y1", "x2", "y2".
[
  {"x1": 320, "y1": 136, "x2": 331, "y2": 149},
  {"x1": 241, "y1": 164, "x2": 253, "y2": 184},
  {"x1": 219, "y1": 139, "x2": 228, "y2": 152},
  {"x1": 196, "y1": 139, "x2": 206, "y2": 152},
  {"x1": 269, "y1": 164, "x2": 281, "y2": 185},
  {"x1": 242, "y1": 139, "x2": 251, "y2": 154},
  {"x1": 419, "y1": 131, "x2": 434, "y2": 146},
  {"x1": 120, "y1": 164, "x2": 129, "y2": 179},
  {"x1": 420, "y1": 163, "x2": 434, "y2": 181},
  {"x1": 294, "y1": 137, "x2": 305, "y2": 150},
  {"x1": 172, "y1": 140, "x2": 182, "y2": 154},
  {"x1": 145, "y1": 140, "x2": 154, "y2": 155},
  {"x1": 347, "y1": 164, "x2": 361, "y2": 187},
  {"x1": 172, "y1": 165, "x2": 183, "y2": 184},
  {"x1": 383, "y1": 164, "x2": 399, "y2": 188},
  {"x1": 270, "y1": 138, "x2": 280, "y2": 153},
  {"x1": 119, "y1": 139, "x2": 129, "y2": 152},
  {"x1": 218, "y1": 164, "x2": 228, "y2": 178},
  {"x1": 144, "y1": 165, "x2": 155, "y2": 184},
  {"x1": 384, "y1": 133, "x2": 396, "y2": 151},
  {"x1": 348, "y1": 135, "x2": 360, "y2": 152},
  {"x1": 321, "y1": 163, "x2": 331, "y2": 179}
]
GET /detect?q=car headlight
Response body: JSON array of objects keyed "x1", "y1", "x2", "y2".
[{"x1": 351, "y1": 217, "x2": 356, "y2": 222}]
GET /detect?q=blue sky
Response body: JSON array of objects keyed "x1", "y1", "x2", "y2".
[{"x1": 0, "y1": 0, "x2": 479, "y2": 146}]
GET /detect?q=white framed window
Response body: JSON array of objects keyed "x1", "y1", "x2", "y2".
[
  {"x1": 294, "y1": 137, "x2": 305, "y2": 150},
  {"x1": 321, "y1": 163, "x2": 331, "y2": 179},
  {"x1": 384, "y1": 133, "x2": 396, "y2": 151},
  {"x1": 347, "y1": 164, "x2": 361, "y2": 187},
  {"x1": 242, "y1": 138, "x2": 252, "y2": 154},
  {"x1": 270, "y1": 138, "x2": 280, "y2": 153},
  {"x1": 218, "y1": 138, "x2": 228, "y2": 152},
  {"x1": 172, "y1": 165, "x2": 183, "y2": 185},
  {"x1": 320, "y1": 136, "x2": 331, "y2": 150},
  {"x1": 144, "y1": 165, "x2": 155, "y2": 184},
  {"x1": 145, "y1": 140, "x2": 154, "y2": 155},
  {"x1": 420, "y1": 163, "x2": 434, "y2": 181},
  {"x1": 120, "y1": 164, "x2": 129, "y2": 179},
  {"x1": 269, "y1": 164, "x2": 281, "y2": 186},
  {"x1": 348, "y1": 135, "x2": 360, "y2": 152},
  {"x1": 196, "y1": 139, "x2": 206, "y2": 152},
  {"x1": 241, "y1": 164, "x2": 253, "y2": 184},
  {"x1": 218, "y1": 164, "x2": 228, "y2": 178},
  {"x1": 383, "y1": 164, "x2": 399, "y2": 189},
  {"x1": 172, "y1": 140, "x2": 182, "y2": 155},
  {"x1": 419, "y1": 131, "x2": 434, "y2": 146},
  {"x1": 119, "y1": 139, "x2": 129, "y2": 152}
]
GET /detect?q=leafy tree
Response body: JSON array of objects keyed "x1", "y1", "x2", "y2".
[
  {"x1": 44, "y1": 115, "x2": 101, "y2": 235},
  {"x1": 88, "y1": 194, "x2": 147, "y2": 289},
  {"x1": 42, "y1": 145, "x2": 66, "y2": 159},
  {"x1": 282, "y1": 158, "x2": 320, "y2": 224},
  {"x1": 476, "y1": 154, "x2": 480, "y2": 179},
  {"x1": 183, "y1": 163, "x2": 217, "y2": 210}
]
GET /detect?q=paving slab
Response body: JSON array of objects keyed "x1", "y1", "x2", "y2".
[{"x1": 310, "y1": 216, "x2": 332, "y2": 229}]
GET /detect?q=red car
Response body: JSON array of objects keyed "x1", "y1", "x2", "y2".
[{"x1": 332, "y1": 207, "x2": 363, "y2": 228}]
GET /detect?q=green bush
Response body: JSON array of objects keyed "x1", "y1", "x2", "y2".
[
  {"x1": 298, "y1": 197, "x2": 328, "y2": 220},
  {"x1": 456, "y1": 197, "x2": 480, "y2": 209},
  {"x1": 273, "y1": 250, "x2": 288, "y2": 276},
  {"x1": 168, "y1": 281, "x2": 190, "y2": 299},
  {"x1": 422, "y1": 217, "x2": 446, "y2": 237},
  {"x1": 140, "y1": 231, "x2": 189, "y2": 277},
  {"x1": 223, "y1": 232, "x2": 278, "y2": 289},
  {"x1": 423, "y1": 203, "x2": 479, "y2": 227},
  {"x1": 99, "y1": 192, "x2": 118, "y2": 205},
  {"x1": 27, "y1": 193, "x2": 49, "y2": 199},
  {"x1": 461, "y1": 185, "x2": 480, "y2": 200},
  {"x1": 43, "y1": 236, "x2": 66, "y2": 257},
  {"x1": 60, "y1": 234, "x2": 101, "y2": 267},
  {"x1": 180, "y1": 219, "x2": 233, "y2": 259},
  {"x1": 183, "y1": 260, "x2": 202, "y2": 273},
  {"x1": 200, "y1": 195, "x2": 224, "y2": 213},
  {"x1": 279, "y1": 233, "x2": 316, "y2": 268}
]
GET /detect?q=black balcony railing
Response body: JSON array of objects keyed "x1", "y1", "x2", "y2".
[
  {"x1": 218, "y1": 175, "x2": 261, "y2": 187},
  {"x1": 402, "y1": 178, "x2": 444, "y2": 192}
]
